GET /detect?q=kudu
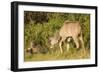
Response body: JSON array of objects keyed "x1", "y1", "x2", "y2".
[{"x1": 49, "y1": 20, "x2": 85, "y2": 53}]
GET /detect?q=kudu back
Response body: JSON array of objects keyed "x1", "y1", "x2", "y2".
[{"x1": 49, "y1": 20, "x2": 85, "y2": 53}]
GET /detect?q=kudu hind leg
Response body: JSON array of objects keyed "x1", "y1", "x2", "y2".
[
  {"x1": 73, "y1": 37, "x2": 79, "y2": 49},
  {"x1": 79, "y1": 34, "x2": 85, "y2": 49},
  {"x1": 79, "y1": 34, "x2": 86, "y2": 56}
]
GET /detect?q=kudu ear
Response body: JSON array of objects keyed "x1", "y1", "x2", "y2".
[
  {"x1": 49, "y1": 37, "x2": 53, "y2": 41},
  {"x1": 48, "y1": 37, "x2": 51, "y2": 43}
]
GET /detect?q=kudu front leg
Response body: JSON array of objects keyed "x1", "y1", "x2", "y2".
[
  {"x1": 59, "y1": 41, "x2": 63, "y2": 53},
  {"x1": 59, "y1": 37, "x2": 66, "y2": 53}
]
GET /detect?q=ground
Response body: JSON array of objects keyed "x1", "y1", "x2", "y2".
[{"x1": 24, "y1": 48, "x2": 90, "y2": 62}]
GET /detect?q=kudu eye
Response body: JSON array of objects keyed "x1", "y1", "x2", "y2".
[
  {"x1": 48, "y1": 39, "x2": 51, "y2": 44},
  {"x1": 49, "y1": 37, "x2": 52, "y2": 42}
]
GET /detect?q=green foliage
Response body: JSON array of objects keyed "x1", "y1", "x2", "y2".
[{"x1": 24, "y1": 11, "x2": 90, "y2": 61}]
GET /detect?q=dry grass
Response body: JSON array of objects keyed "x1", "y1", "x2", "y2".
[{"x1": 24, "y1": 48, "x2": 90, "y2": 62}]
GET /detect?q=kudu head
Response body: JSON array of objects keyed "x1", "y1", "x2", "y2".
[{"x1": 49, "y1": 37, "x2": 58, "y2": 48}]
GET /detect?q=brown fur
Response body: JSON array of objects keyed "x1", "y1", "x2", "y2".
[{"x1": 49, "y1": 20, "x2": 85, "y2": 53}]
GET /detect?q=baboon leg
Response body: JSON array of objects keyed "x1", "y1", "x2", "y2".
[
  {"x1": 59, "y1": 37, "x2": 66, "y2": 53},
  {"x1": 73, "y1": 37, "x2": 79, "y2": 49},
  {"x1": 79, "y1": 34, "x2": 85, "y2": 49}
]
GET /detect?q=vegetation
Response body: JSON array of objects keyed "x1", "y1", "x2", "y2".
[{"x1": 24, "y1": 11, "x2": 90, "y2": 62}]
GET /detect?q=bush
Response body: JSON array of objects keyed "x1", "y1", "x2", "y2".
[{"x1": 24, "y1": 11, "x2": 90, "y2": 61}]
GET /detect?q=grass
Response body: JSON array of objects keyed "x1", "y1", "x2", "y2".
[{"x1": 24, "y1": 48, "x2": 90, "y2": 62}]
